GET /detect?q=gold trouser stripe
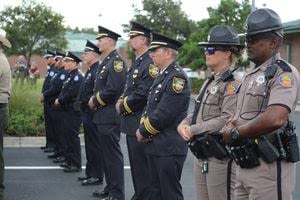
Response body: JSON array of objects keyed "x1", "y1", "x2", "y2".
[
  {"x1": 144, "y1": 117, "x2": 159, "y2": 135},
  {"x1": 123, "y1": 96, "x2": 133, "y2": 113},
  {"x1": 96, "y1": 92, "x2": 106, "y2": 106}
]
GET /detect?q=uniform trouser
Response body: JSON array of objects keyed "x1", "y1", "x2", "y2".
[
  {"x1": 234, "y1": 158, "x2": 295, "y2": 200},
  {"x1": 194, "y1": 157, "x2": 236, "y2": 200},
  {"x1": 95, "y1": 124, "x2": 124, "y2": 200},
  {"x1": 126, "y1": 135, "x2": 151, "y2": 199},
  {"x1": 81, "y1": 111, "x2": 104, "y2": 179},
  {"x1": 43, "y1": 103, "x2": 56, "y2": 148},
  {"x1": 63, "y1": 110, "x2": 81, "y2": 168},
  {"x1": 147, "y1": 154, "x2": 186, "y2": 200},
  {"x1": 52, "y1": 108, "x2": 66, "y2": 156},
  {"x1": 0, "y1": 104, "x2": 8, "y2": 200}
]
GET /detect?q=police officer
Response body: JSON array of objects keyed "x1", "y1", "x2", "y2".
[
  {"x1": 40, "y1": 50, "x2": 57, "y2": 152},
  {"x1": 136, "y1": 32, "x2": 190, "y2": 200},
  {"x1": 222, "y1": 8, "x2": 300, "y2": 200},
  {"x1": 88, "y1": 26, "x2": 127, "y2": 200},
  {"x1": 42, "y1": 51, "x2": 69, "y2": 162},
  {"x1": 115, "y1": 21, "x2": 158, "y2": 200},
  {"x1": 77, "y1": 40, "x2": 104, "y2": 186},
  {"x1": 54, "y1": 51, "x2": 83, "y2": 173},
  {"x1": 177, "y1": 25, "x2": 243, "y2": 200}
]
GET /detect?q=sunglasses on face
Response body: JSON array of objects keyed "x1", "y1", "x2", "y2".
[{"x1": 204, "y1": 47, "x2": 227, "y2": 55}]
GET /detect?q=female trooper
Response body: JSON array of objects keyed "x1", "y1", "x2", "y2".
[{"x1": 177, "y1": 25, "x2": 243, "y2": 200}]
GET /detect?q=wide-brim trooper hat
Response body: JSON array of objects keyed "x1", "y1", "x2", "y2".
[
  {"x1": 0, "y1": 29, "x2": 12, "y2": 48},
  {"x1": 243, "y1": 8, "x2": 283, "y2": 37},
  {"x1": 198, "y1": 25, "x2": 243, "y2": 47}
]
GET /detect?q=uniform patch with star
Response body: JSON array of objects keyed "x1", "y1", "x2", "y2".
[
  {"x1": 149, "y1": 64, "x2": 159, "y2": 78},
  {"x1": 114, "y1": 61, "x2": 123, "y2": 72},
  {"x1": 172, "y1": 77, "x2": 185, "y2": 93},
  {"x1": 278, "y1": 73, "x2": 293, "y2": 87},
  {"x1": 225, "y1": 82, "x2": 238, "y2": 94}
]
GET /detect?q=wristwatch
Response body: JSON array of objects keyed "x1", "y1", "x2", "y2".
[{"x1": 230, "y1": 127, "x2": 240, "y2": 142}]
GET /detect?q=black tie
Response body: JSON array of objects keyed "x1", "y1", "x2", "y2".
[{"x1": 191, "y1": 75, "x2": 215, "y2": 125}]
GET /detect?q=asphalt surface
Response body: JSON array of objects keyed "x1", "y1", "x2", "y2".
[{"x1": 3, "y1": 102, "x2": 300, "y2": 200}]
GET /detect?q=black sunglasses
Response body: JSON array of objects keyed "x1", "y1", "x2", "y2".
[{"x1": 205, "y1": 47, "x2": 228, "y2": 55}]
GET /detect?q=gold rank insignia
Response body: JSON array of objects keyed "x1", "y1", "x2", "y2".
[
  {"x1": 114, "y1": 61, "x2": 123, "y2": 72},
  {"x1": 149, "y1": 64, "x2": 159, "y2": 78},
  {"x1": 172, "y1": 77, "x2": 185, "y2": 93}
]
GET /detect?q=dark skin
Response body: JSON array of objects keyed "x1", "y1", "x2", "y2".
[{"x1": 222, "y1": 33, "x2": 290, "y2": 143}]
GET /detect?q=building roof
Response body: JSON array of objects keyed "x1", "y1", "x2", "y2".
[
  {"x1": 66, "y1": 31, "x2": 128, "y2": 53},
  {"x1": 283, "y1": 19, "x2": 300, "y2": 34}
]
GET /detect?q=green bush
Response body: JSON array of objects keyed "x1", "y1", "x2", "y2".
[
  {"x1": 189, "y1": 78, "x2": 205, "y2": 94},
  {"x1": 7, "y1": 79, "x2": 45, "y2": 136}
]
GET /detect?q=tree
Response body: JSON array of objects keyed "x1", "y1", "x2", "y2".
[
  {"x1": 0, "y1": 0, "x2": 67, "y2": 62},
  {"x1": 179, "y1": 0, "x2": 251, "y2": 70},
  {"x1": 128, "y1": 0, "x2": 197, "y2": 41}
]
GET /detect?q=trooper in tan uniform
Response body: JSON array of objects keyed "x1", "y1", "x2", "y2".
[
  {"x1": 177, "y1": 25, "x2": 243, "y2": 200},
  {"x1": 222, "y1": 8, "x2": 300, "y2": 200}
]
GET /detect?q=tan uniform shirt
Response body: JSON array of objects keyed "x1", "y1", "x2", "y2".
[
  {"x1": 235, "y1": 53, "x2": 300, "y2": 129},
  {"x1": 0, "y1": 51, "x2": 11, "y2": 103},
  {"x1": 180, "y1": 71, "x2": 239, "y2": 135}
]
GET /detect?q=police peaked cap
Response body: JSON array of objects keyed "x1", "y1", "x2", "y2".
[
  {"x1": 96, "y1": 26, "x2": 121, "y2": 41},
  {"x1": 64, "y1": 51, "x2": 82, "y2": 63},
  {"x1": 84, "y1": 40, "x2": 101, "y2": 55},
  {"x1": 54, "y1": 51, "x2": 65, "y2": 59},
  {"x1": 198, "y1": 25, "x2": 243, "y2": 47},
  {"x1": 44, "y1": 50, "x2": 56, "y2": 58},
  {"x1": 149, "y1": 32, "x2": 182, "y2": 51},
  {"x1": 245, "y1": 8, "x2": 283, "y2": 37},
  {"x1": 129, "y1": 21, "x2": 151, "y2": 39}
]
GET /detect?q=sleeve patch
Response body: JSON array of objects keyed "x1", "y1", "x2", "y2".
[
  {"x1": 149, "y1": 64, "x2": 159, "y2": 78},
  {"x1": 172, "y1": 77, "x2": 185, "y2": 93},
  {"x1": 225, "y1": 82, "x2": 238, "y2": 94},
  {"x1": 114, "y1": 61, "x2": 123, "y2": 72},
  {"x1": 277, "y1": 73, "x2": 293, "y2": 88}
]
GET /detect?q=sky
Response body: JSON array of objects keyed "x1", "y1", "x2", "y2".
[{"x1": 0, "y1": 0, "x2": 299, "y2": 39}]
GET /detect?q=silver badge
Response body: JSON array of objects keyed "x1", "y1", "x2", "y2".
[
  {"x1": 49, "y1": 71, "x2": 54, "y2": 77},
  {"x1": 74, "y1": 75, "x2": 79, "y2": 81},
  {"x1": 60, "y1": 74, "x2": 66, "y2": 80},
  {"x1": 256, "y1": 75, "x2": 265, "y2": 85},
  {"x1": 210, "y1": 86, "x2": 218, "y2": 94}
]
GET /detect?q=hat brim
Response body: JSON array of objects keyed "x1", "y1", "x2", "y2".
[
  {"x1": 0, "y1": 35, "x2": 11, "y2": 48},
  {"x1": 198, "y1": 42, "x2": 244, "y2": 47}
]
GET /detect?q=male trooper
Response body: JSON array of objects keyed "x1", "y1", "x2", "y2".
[{"x1": 222, "y1": 8, "x2": 300, "y2": 200}]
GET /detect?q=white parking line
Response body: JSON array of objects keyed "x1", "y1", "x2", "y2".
[{"x1": 5, "y1": 166, "x2": 131, "y2": 170}]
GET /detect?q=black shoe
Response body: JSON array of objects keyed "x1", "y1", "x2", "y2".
[
  {"x1": 63, "y1": 165, "x2": 81, "y2": 173},
  {"x1": 92, "y1": 190, "x2": 108, "y2": 198},
  {"x1": 59, "y1": 162, "x2": 70, "y2": 168},
  {"x1": 40, "y1": 146, "x2": 47, "y2": 150},
  {"x1": 47, "y1": 152, "x2": 59, "y2": 159},
  {"x1": 77, "y1": 176, "x2": 89, "y2": 181},
  {"x1": 44, "y1": 147, "x2": 55, "y2": 153},
  {"x1": 53, "y1": 156, "x2": 66, "y2": 163},
  {"x1": 81, "y1": 177, "x2": 103, "y2": 186}
]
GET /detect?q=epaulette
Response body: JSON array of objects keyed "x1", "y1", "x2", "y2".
[{"x1": 275, "y1": 60, "x2": 292, "y2": 72}]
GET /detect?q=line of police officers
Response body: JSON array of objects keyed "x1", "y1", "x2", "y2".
[{"x1": 39, "y1": 8, "x2": 299, "y2": 200}]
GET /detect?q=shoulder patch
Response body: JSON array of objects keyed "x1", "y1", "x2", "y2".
[
  {"x1": 60, "y1": 74, "x2": 66, "y2": 80},
  {"x1": 74, "y1": 75, "x2": 79, "y2": 81},
  {"x1": 149, "y1": 64, "x2": 159, "y2": 78},
  {"x1": 276, "y1": 60, "x2": 292, "y2": 72},
  {"x1": 114, "y1": 61, "x2": 123, "y2": 72},
  {"x1": 172, "y1": 77, "x2": 185, "y2": 93},
  {"x1": 225, "y1": 82, "x2": 239, "y2": 94},
  {"x1": 277, "y1": 73, "x2": 293, "y2": 88}
]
